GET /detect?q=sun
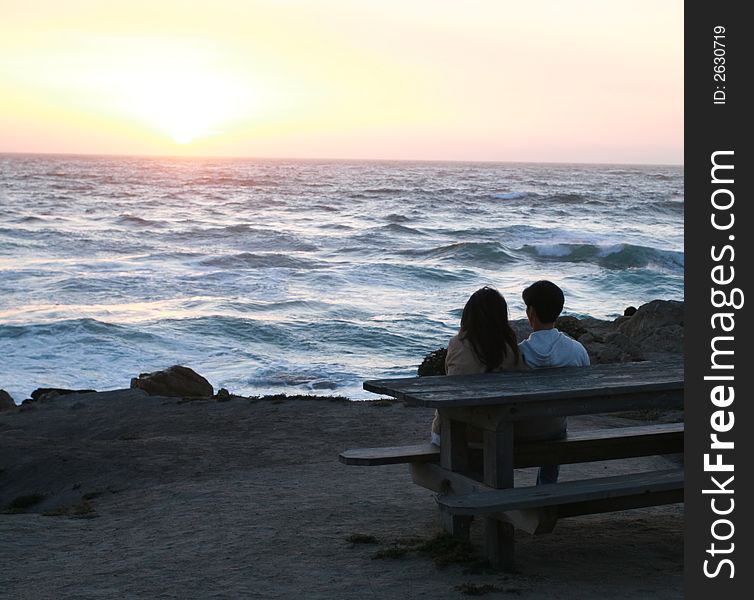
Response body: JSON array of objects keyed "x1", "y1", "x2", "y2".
[
  {"x1": 120, "y1": 68, "x2": 252, "y2": 145},
  {"x1": 88, "y1": 40, "x2": 256, "y2": 146}
]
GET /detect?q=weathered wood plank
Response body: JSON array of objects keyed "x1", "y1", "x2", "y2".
[
  {"x1": 339, "y1": 422, "x2": 683, "y2": 467},
  {"x1": 438, "y1": 469, "x2": 684, "y2": 515},
  {"x1": 556, "y1": 488, "x2": 684, "y2": 518},
  {"x1": 483, "y1": 424, "x2": 514, "y2": 488},
  {"x1": 411, "y1": 464, "x2": 555, "y2": 536},
  {"x1": 482, "y1": 422, "x2": 516, "y2": 570},
  {"x1": 441, "y1": 415, "x2": 469, "y2": 473},
  {"x1": 439, "y1": 415, "x2": 475, "y2": 538},
  {"x1": 486, "y1": 518, "x2": 515, "y2": 571},
  {"x1": 441, "y1": 511, "x2": 473, "y2": 540},
  {"x1": 499, "y1": 390, "x2": 684, "y2": 419},
  {"x1": 363, "y1": 359, "x2": 683, "y2": 409},
  {"x1": 434, "y1": 390, "x2": 683, "y2": 421},
  {"x1": 410, "y1": 462, "x2": 492, "y2": 495},
  {"x1": 369, "y1": 379, "x2": 684, "y2": 408},
  {"x1": 338, "y1": 444, "x2": 439, "y2": 465},
  {"x1": 513, "y1": 422, "x2": 684, "y2": 467}
]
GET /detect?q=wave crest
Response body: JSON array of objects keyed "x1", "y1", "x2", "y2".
[{"x1": 520, "y1": 243, "x2": 684, "y2": 270}]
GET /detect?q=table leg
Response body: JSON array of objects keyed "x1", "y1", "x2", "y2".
[
  {"x1": 439, "y1": 414, "x2": 473, "y2": 539},
  {"x1": 485, "y1": 518, "x2": 515, "y2": 571},
  {"x1": 440, "y1": 509, "x2": 472, "y2": 539},
  {"x1": 483, "y1": 423, "x2": 516, "y2": 571},
  {"x1": 440, "y1": 414, "x2": 469, "y2": 472},
  {"x1": 483, "y1": 423, "x2": 514, "y2": 488}
]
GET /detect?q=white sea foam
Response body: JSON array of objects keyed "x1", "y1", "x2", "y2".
[
  {"x1": 530, "y1": 244, "x2": 573, "y2": 257},
  {"x1": 492, "y1": 191, "x2": 531, "y2": 200}
]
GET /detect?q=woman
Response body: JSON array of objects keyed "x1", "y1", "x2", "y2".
[{"x1": 431, "y1": 286, "x2": 524, "y2": 445}]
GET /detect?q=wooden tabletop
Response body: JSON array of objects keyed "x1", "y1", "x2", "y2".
[{"x1": 364, "y1": 358, "x2": 684, "y2": 409}]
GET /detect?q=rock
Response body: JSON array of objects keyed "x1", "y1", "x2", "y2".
[
  {"x1": 418, "y1": 348, "x2": 447, "y2": 376},
  {"x1": 311, "y1": 381, "x2": 337, "y2": 390},
  {"x1": 605, "y1": 332, "x2": 643, "y2": 354},
  {"x1": 618, "y1": 300, "x2": 684, "y2": 354},
  {"x1": 130, "y1": 365, "x2": 214, "y2": 398},
  {"x1": 624, "y1": 306, "x2": 638, "y2": 317},
  {"x1": 0, "y1": 389, "x2": 16, "y2": 411},
  {"x1": 583, "y1": 332, "x2": 645, "y2": 364},
  {"x1": 555, "y1": 316, "x2": 588, "y2": 340},
  {"x1": 30, "y1": 388, "x2": 97, "y2": 402},
  {"x1": 612, "y1": 315, "x2": 632, "y2": 328},
  {"x1": 215, "y1": 388, "x2": 231, "y2": 402},
  {"x1": 510, "y1": 319, "x2": 532, "y2": 342},
  {"x1": 584, "y1": 342, "x2": 623, "y2": 364}
]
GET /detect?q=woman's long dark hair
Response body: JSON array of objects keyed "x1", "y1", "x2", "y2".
[{"x1": 460, "y1": 286, "x2": 519, "y2": 371}]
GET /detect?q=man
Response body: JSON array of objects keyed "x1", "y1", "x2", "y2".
[{"x1": 518, "y1": 280, "x2": 590, "y2": 484}]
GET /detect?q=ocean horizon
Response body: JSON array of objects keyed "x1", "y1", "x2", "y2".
[{"x1": 1, "y1": 150, "x2": 683, "y2": 167}]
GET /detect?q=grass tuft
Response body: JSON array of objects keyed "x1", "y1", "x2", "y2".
[
  {"x1": 394, "y1": 536, "x2": 425, "y2": 547},
  {"x1": 455, "y1": 583, "x2": 500, "y2": 596},
  {"x1": 417, "y1": 532, "x2": 478, "y2": 568},
  {"x1": 346, "y1": 533, "x2": 380, "y2": 545},
  {"x1": 370, "y1": 399, "x2": 395, "y2": 407},
  {"x1": 366, "y1": 533, "x2": 483, "y2": 568},
  {"x1": 43, "y1": 501, "x2": 97, "y2": 518},
  {"x1": 4, "y1": 493, "x2": 46, "y2": 513}
]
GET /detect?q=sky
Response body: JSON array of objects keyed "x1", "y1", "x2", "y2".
[{"x1": 0, "y1": 0, "x2": 683, "y2": 164}]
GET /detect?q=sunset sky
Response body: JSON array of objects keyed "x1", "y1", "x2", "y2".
[{"x1": 0, "y1": 0, "x2": 683, "y2": 164}]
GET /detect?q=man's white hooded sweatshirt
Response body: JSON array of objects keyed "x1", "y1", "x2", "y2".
[{"x1": 519, "y1": 329, "x2": 590, "y2": 368}]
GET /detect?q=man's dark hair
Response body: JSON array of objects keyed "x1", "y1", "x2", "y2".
[{"x1": 522, "y1": 280, "x2": 565, "y2": 324}]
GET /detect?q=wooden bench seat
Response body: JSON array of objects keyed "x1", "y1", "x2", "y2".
[
  {"x1": 438, "y1": 468, "x2": 684, "y2": 521},
  {"x1": 339, "y1": 422, "x2": 683, "y2": 467},
  {"x1": 339, "y1": 443, "x2": 439, "y2": 465}
]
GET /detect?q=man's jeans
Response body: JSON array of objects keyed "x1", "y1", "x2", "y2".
[{"x1": 536, "y1": 464, "x2": 560, "y2": 485}]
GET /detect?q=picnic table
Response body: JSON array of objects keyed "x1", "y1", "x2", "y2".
[{"x1": 341, "y1": 358, "x2": 684, "y2": 570}]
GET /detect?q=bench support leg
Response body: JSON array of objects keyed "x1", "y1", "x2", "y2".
[
  {"x1": 483, "y1": 423, "x2": 516, "y2": 570},
  {"x1": 438, "y1": 415, "x2": 473, "y2": 540},
  {"x1": 485, "y1": 518, "x2": 515, "y2": 571},
  {"x1": 441, "y1": 512, "x2": 473, "y2": 539}
]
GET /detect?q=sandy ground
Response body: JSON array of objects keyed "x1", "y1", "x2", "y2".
[{"x1": 0, "y1": 390, "x2": 682, "y2": 599}]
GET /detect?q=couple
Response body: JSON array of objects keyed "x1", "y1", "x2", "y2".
[{"x1": 430, "y1": 280, "x2": 590, "y2": 485}]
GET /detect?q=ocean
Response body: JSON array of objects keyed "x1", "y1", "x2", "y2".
[{"x1": 0, "y1": 155, "x2": 683, "y2": 402}]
